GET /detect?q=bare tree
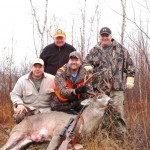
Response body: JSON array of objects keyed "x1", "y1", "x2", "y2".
[
  {"x1": 30, "y1": 0, "x2": 48, "y2": 56},
  {"x1": 120, "y1": 0, "x2": 127, "y2": 45},
  {"x1": 79, "y1": 0, "x2": 87, "y2": 59}
]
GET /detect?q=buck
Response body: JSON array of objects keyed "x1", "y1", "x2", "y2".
[{"x1": 0, "y1": 93, "x2": 114, "y2": 150}]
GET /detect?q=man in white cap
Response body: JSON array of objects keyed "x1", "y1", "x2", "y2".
[
  {"x1": 10, "y1": 58, "x2": 55, "y2": 123},
  {"x1": 40, "y1": 29, "x2": 76, "y2": 75}
]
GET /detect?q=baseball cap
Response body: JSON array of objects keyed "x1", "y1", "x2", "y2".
[
  {"x1": 100, "y1": 27, "x2": 111, "y2": 35},
  {"x1": 32, "y1": 58, "x2": 44, "y2": 66},
  {"x1": 69, "y1": 51, "x2": 82, "y2": 60},
  {"x1": 53, "y1": 29, "x2": 66, "y2": 38}
]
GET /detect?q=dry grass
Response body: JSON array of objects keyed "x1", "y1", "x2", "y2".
[{"x1": 0, "y1": 100, "x2": 150, "y2": 150}]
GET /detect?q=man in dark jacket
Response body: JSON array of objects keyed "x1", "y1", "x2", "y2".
[{"x1": 40, "y1": 29, "x2": 76, "y2": 75}]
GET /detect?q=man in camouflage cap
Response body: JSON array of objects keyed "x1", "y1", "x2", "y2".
[
  {"x1": 86, "y1": 27, "x2": 135, "y2": 137},
  {"x1": 50, "y1": 51, "x2": 93, "y2": 113}
]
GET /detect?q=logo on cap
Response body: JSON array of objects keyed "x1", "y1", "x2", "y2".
[
  {"x1": 53, "y1": 29, "x2": 66, "y2": 38},
  {"x1": 100, "y1": 27, "x2": 111, "y2": 35}
]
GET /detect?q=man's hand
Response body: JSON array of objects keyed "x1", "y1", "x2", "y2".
[
  {"x1": 15, "y1": 104, "x2": 28, "y2": 115},
  {"x1": 75, "y1": 85, "x2": 87, "y2": 94},
  {"x1": 126, "y1": 77, "x2": 134, "y2": 89},
  {"x1": 84, "y1": 66, "x2": 93, "y2": 72}
]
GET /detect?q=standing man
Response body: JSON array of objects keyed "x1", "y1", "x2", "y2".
[
  {"x1": 86, "y1": 27, "x2": 135, "y2": 135},
  {"x1": 50, "y1": 51, "x2": 93, "y2": 113},
  {"x1": 10, "y1": 58, "x2": 55, "y2": 123},
  {"x1": 40, "y1": 29, "x2": 76, "y2": 75}
]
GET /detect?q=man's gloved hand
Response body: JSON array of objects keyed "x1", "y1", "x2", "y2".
[
  {"x1": 75, "y1": 85, "x2": 87, "y2": 94},
  {"x1": 126, "y1": 77, "x2": 134, "y2": 89},
  {"x1": 84, "y1": 66, "x2": 93, "y2": 72}
]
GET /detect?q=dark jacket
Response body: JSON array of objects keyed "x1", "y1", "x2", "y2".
[{"x1": 40, "y1": 43, "x2": 76, "y2": 75}]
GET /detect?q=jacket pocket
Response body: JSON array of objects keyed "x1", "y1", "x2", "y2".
[
  {"x1": 23, "y1": 91, "x2": 34, "y2": 103},
  {"x1": 23, "y1": 91, "x2": 32, "y2": 96}
]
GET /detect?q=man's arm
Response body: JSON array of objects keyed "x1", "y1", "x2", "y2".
[
  {"x1": 55, "y1": 69, "x2": 75, "y2": 99},
  {"x1": 10, "y1": 78, "x2": 28, "y2": 114},
  {"x1": 10, "y1": 78, "x2": 24, "y2": 105},
  {"x1": 40, "y1": 46, "x2": 48, "y2": 68},
  {"x1": 123, "y1": 46, "x2": 135, "y2": 76}
]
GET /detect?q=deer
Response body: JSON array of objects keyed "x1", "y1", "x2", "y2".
[{"x1": 0, "y1": 93, "x2": 114, "y2": 150}]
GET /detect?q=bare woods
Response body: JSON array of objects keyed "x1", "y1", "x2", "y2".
[{"x1": 0, "y1": 0, "x2": 150, "y2": 149}]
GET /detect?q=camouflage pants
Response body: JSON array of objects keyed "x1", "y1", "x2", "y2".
[
  {"x1": 110, "y1": 91, "x2": 125, "y2": 120},
  {"x1": 101, "y1": 91, "x2": 127, "y2": 139}
]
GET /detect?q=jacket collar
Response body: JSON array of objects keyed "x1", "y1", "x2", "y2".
[
  {"x1": 96, "y1": 38, "x2": 118, "y2": 50},
  {"x1": 53, "y1": 43, "x2": 66, "y2": 49},
  {"x1": 26, "y1": 71, "x2": 46, "y2": 80},
  {"x1": 65, "y1": 64, "x2": 85, "y2": 84}
]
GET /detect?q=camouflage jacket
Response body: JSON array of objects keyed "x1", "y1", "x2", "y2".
[
  {"x1": 86, "y1": 39, "x2": 135, "y2": 91},
  {"x1": 50, "y1": 64, "x2": 93, "y2": 112}
]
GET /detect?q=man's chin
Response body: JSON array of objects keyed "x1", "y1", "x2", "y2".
[
  {"x1": 70, "y1": 67, "x2": 78, "y2": 71},
  {"x1": 34, "y1": 74, "x2": 42, "y2": 79}
]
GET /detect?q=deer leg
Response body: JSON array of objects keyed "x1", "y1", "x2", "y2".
[
  {"x1": 10, "y1": 138, "x2": 32, "y2": 150},
  {"x1": 46, "y1": 135, "x2": 61, "y2": 150},
  {"x1": 0, "y1": 132, "x2": 26, "y2": 150}
]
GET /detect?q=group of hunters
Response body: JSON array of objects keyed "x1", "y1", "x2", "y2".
[{"x1": 10, "y1": 27, "x2": 135, "y2": 137}]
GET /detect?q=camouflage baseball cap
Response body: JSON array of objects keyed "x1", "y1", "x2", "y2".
[
  {"x1": 69, "y1": 51, "x2": 82, "y2": 60},
  {"x1": 100, "y1": 27, "x2": 111, "y2": 35}
]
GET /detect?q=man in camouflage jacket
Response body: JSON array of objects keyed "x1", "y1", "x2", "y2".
[
  {"x1": 86, "y1": 27, "x2": 135, "y2": 136},
  {"x1": 50, "y1": 51, "x2": 93, "y2": 113}
]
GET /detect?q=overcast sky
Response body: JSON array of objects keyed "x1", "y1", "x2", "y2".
[{"x1": 0, "y1": 0, "x2": 149, "y2": 63}]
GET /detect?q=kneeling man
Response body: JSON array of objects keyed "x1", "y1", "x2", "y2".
[
  {"x1": 10, "y1": 58, "x2": 55, "y2": 123},
  {"x1": 51, "y1": 51, "x2": 93, "y2": 113}
]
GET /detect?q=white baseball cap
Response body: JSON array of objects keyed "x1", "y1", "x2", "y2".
[{"x1": 32, "y1": 58, "x2": 44, "y2": 66}]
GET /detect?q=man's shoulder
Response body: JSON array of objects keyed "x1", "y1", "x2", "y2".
[
  {"x1": 112, "y1": 39, "x2": 122, "y2": 47},
  {"x1": 64, "y1": 43, "x2": 75, "y2": 49},
  {"x1": 55, "y1": 64, "x2": 67, "y2": 76},
  {"x1": 112, "y1": 39, "x2": 127, "y2": 51},
  {"x1": 89, "y1": 43, "x2": 101, "y2": 53},
  {"x1": 44, "y1": 43, "x2": 55, "y2": 49},
  {"x1": 17, "y1": 73, "x2": 29, "y2": 82},
  {"x1": 44, "y1": 72, "x2": 55, "y2": 79}
]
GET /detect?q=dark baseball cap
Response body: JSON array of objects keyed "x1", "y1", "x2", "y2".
[
  {"x1": 100, "y1": 27, "x2": 111, "y2": 35},
  {"x1": 69, "y1": 51, "x2": 82, "y2": 60}
]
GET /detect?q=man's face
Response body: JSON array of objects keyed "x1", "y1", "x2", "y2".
[
  {"x1": 100, "y1": 34, "x2": 112, "y2": 47},
  {"x1": 54, "y1": 36, "x2": 66, "y2": 47},
  {"x1": 32, "y1": 64, "x2": 44, "y2": 78},
  {"x1": 68, "y1": 57, "x2": 82, "y2": 71}
]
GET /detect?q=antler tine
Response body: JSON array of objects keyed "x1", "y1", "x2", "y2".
[
  {"x1": 84, "y1": 72, "x2": 99, "y2": 85},
  {"x1": 86, "y1": 91, "x2": 96, "y2": 96},
  {"x1": 97, "y1": 87, "x2": 105, "y2": 94}
]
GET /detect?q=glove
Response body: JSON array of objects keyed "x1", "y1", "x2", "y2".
[
  {"x1": 75, "y1": 85, "x2": 87, "y2": 94},
  {"x1": 84, "y1": 66, "x2": 93, "y2": 72},
  {"x1": 126, "y1": 77, "x2": 134, "y2": 89}
]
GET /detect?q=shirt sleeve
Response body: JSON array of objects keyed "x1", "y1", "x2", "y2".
[
  {"x1": 55, "y1": 69, "x2": 75, "y2": 99},
  {"x1": 123, "y1": 46, "x2": 135, "y2": 76},
  {"x1": 10, "y1": 78, "x2": 24, "y2": 105}
]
